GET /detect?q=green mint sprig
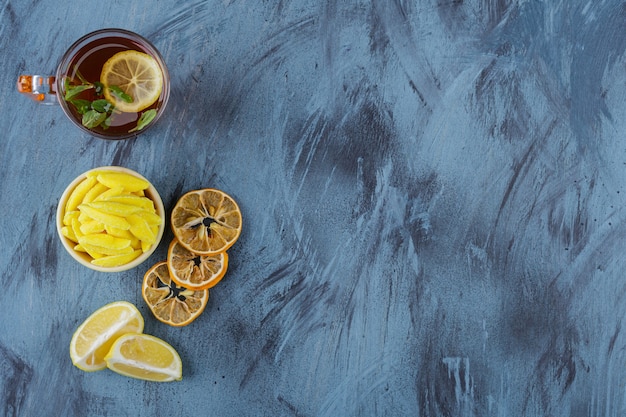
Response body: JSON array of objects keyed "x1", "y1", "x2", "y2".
[{"x1": 129, "y1": 109, "x2": 157, "y2": 132}]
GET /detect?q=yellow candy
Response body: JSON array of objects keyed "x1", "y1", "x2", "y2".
[
  {"x1": 130, "y1": 237, "x2": 142, "y2": 250},
  {"x1": 102, "y1": 194, "x2": 155, "y2": 210},
  {"x1": 78, "y1": 234, "x2": 131, "y2": 250},
  {"x1": 127, "y1": 214, "x2": 155, "y2": 244},
  {"x1": 95, "y1": 172, "x2": 149, "y2": 192},
  {"x1": 76, "y1": 243, "x2": 106, "y2": 259},
  {"x1": 78, "y1": 205, "x2": 131, "y2": 230},
  {"x1": 91, "y1": 250, "x2": 142, "y2": 267},
  {"x1": 71, "y1": 217, "x2": 84, "y2": 241},
  {"x1": 81, "y1": 182, "x2": 109, "y2": 204},
  {"x1": 135, "y1": 209, "x2": 163, "y2": 225},
  {"x1": 94, "y1": 186, "x2": 125, "y2": 201},
  {"x1": 83, "y1": 201, "x2": 142, "y2": 217},
  {"x1": 61, "y1": 226, "x2": 78, "y2": 243},
  {"x1": 63, "y1": 210, "x2": 79, "y2": 227},
  {"x1": 104, "y1": 225, "x2": 135, "y2": 240},
  {"x1": 65, "y1": 177, "x2": 98, "y2": 213},
  {"x1": 73, "y1": 244, "x2": 89, "y2": 254},
  {"x1": 79, "y1": 242, "x2": 135, "y2": 257},
  {"x1": 141, "y1": 240, "x2": 153, "y2": 252},
  {"x1": 79, "y1": 220, "x2": 105, "y2": 235}
]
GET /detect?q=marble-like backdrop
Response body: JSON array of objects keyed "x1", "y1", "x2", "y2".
[{"x1": 2, "y1": 1, "x2": 626, "y2": 416}]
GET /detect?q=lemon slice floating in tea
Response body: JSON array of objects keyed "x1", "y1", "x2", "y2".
[{"x1": 101, "y1": 50, "x2": 163, "y2": 113}]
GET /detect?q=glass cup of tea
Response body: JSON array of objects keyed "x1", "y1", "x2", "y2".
[{"x1": 17, "y1": 28, "x2": 170, "y2": 140}]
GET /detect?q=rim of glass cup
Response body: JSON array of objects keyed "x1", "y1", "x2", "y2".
[{"x1": 55, "y1": 28, "x2": 170, "y2": 140}]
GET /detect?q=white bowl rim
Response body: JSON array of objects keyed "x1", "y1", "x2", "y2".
[{"x1": 56, "y1": 165, "x2": 165, "y2": 272}]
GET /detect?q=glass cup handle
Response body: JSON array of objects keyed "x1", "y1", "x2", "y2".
[{"x1": 17, "y1": 75, "x2": 58, "y2": 104}]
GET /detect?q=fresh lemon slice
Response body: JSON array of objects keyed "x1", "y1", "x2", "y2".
[
  {"x1": 69, "y1": 301, "x2": 144, "y2": 372},
  {"x1": 101, "y1": 50, "x2": 163, "y2": 113},
  {"x1": 105, "y1": 333, "x2": 182, "y2": 382}
]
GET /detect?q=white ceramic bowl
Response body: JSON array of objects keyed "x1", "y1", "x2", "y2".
[{"x1": 56, "y1": 166, "x2": 165, "y2": 272}]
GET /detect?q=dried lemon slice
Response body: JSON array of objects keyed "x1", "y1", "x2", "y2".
[
  {"x1": 142, "y1": 261, "x2": 209, "y2": 327},
  {"x1": 170, "y1": 189, "x2": 242, "y2": 255},
  {"x1": 167, "y1": 239, "x2": 228, "y2": 290}
]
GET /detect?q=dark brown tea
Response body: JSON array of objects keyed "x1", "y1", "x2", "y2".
[{"x1": 56, "y1": 30, "x2": 169, "y2": 140}]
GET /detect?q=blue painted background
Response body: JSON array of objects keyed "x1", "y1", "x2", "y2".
[{"x1": 2, "y1": 0, "x2": 626, "y2": 415}]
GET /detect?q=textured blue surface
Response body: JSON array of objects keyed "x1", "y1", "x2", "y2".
[{"x1": 2, "y1": 0, "x2": 626, "y2": 415}]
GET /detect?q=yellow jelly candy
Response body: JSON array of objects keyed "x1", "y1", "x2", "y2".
[
  {"x1": 63, "y1": 210, "x2": 79, "y2": 227},
  {"x1": 61, "y1": 226, "x2": 77, "y2": 243},
  {"x1": 82, "y1": 182, "x2": 109, "y2": 204},
  {"x1": 95, "y1": 172, "x2": 149, "y2": 192},
  {"x1": 78, "y1": 205, "x2": 131, "y2": 230},
  {"x1": 65, "y1": 177, "x2": 98, "y2": 213},
  {"x1": 91, "y1": 250, "x2": 142, "y2": 267},
  {"x1": 127, "y1": 214, "x2": 156, "y2": 244},
  {"x1": 84, "y1": 201, "x2": 142, "y2": 217},
  {"x1": 94, "y1": 186, "x2": 125, "y2": 201},
  {"x1": 135, "y1": 209, "x2": 162, "y2": 225},
  {"x1": 79, "y1": 242, "x2": 134, "y2": 257},
  {"x1": 79, "y1": 220, "x2": 105, "y2": 235},
  {"x1": 103, "y1": 194, "x2": 155, "y2": 210},
  {"x1": 78, "y1": 234, "x2": 131, "y2": 250}
]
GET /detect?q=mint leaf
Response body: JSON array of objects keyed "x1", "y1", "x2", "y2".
[
  {"x1": 82, "y1": 110, "x2": 107, "y2": 129},
  {"x1": 92, "y1": 99, "x2": 113, "y2": 113},
  {"x1": 94, "y1": 81, "x2": 105, "y2": 95},
  {"x1": 108, "y1": 86, "x2": 133, "y2": 103},
  {"x1": 64, "y1": 84, "x2": 93, "y2": 101},
  {"x1": 70, "y1": 99, "x2": 91, "y2": 114},
  {"x1": 63, "y1": 75, "x2": 141, "y2": 132},
  {"x1": 102, "y1": 115, "x2": 112, "y2": 130},
  {"x1": 129, "y1": 109, "x2": 157, "y2": 133}
]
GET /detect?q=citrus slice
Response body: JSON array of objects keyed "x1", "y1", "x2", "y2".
[
  {"x1": 167, "y1": 239, "x2": 228, "y2": 290},
  {"x1": 171, "y1": 189, "x2": 242, "y2": 255},
  {"x1": 142, "y1": 261, "x2": 209, "y2": 327},
  {"x1": 104, "y1": 333, "x2": 182, "y2": 382},
  {"x1": 101, "y1": 50, "x2": 163, "y2": 113},
  {"x1": 69, "y1": 301, "x2": 144, "y2": 372}
]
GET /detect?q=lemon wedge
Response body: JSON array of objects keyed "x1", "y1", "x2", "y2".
[
  {"x1": 105, "y1": 333, "x2": 182, "y2": 382},
  {"x1": 69, "y1": 301, "x2": 144, "y2": 372}
]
